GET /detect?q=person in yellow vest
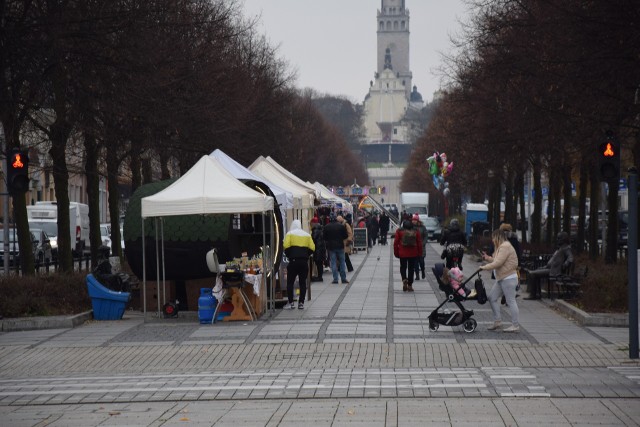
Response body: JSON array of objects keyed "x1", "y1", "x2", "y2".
[{"x1": 283, "y1": 219, "x2": 315, "y2": 310}]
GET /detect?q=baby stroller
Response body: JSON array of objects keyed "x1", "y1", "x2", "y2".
[{"x1": 428, "y1": 263, "x2": 486, "y2": 333}]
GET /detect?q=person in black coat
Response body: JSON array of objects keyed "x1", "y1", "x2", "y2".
[
  {"x1": 439, "y1": 218, "x2": 467, "y2": 268},
  {"x1": 310, "y1": 218, "x2": 326, "y2": 281},
  {"x1": 323, "y1": 213, "x2": 349, "y2": 284},
  {"x1": 367, "y1": 215, "x2": 379, "y2": 247},
  {"x1": 378, "y1": 212, "x2": 390, "y2": 245}
]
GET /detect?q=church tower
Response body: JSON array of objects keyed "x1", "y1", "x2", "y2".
[{"x1": 377, "y1": 0, "x2": 412, "y2": 98}]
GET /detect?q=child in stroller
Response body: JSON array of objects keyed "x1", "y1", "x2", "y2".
[{"x1": 428, "y1": 263, "x2": 486, "y2": 333}]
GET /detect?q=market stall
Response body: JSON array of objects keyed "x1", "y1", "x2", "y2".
[
  {"x1": 248, "y1": 156, "x2": 317, "y2": 231},
  {"x1": 139, "y1": 155, "x2": 275, "y2": 319},
  {"x1": 249, "y1": 156, "x2": 318, "y2": 303}
]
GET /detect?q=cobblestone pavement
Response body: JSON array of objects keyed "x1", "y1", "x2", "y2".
[{"x1": 1, "y1": 242, "x2": 639, "y2": 426}]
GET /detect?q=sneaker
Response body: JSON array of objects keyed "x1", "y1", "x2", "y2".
[
  {"x1": 331, "y1": 281, "x2": 338, "y2": 284},
  {"x1": 342, "y1": 280, "x2": 349, "y2": 284},
  {"x1": 503, "y1": 325, "x2": 520, "y2": 333},
  {"x1": 298, "y1": 302, "x2": 304, "y2": 310},
  {"x1": 422, "y1": 271, "x2": 426, "y2": 279},
  {"x1": 487, "y1": 321, "x2": 502, "y2": 331},
  {"x1": 283, "y1": 302, "x2": 295, "y2": 310}
]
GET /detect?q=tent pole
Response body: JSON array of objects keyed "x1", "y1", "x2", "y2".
[
  {"x1": 155, "y1": 218, "x2": 161, "y2": 318},
  {"x1": 270, "y1": 210, "x2": 275, "y2": 316},
  {"x1": 161, "y1": 218, "x2": 166, "y2": 310},
  {"x1": 142, "y1": 217, "x2": 146, "y2": 317},
  {"x1": 262, "y1": 211, "x2": 267, "y2": 317}
]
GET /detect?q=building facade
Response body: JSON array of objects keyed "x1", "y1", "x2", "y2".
[{"x1": 362, "y1": 0, "x2": 423, "y2": 165}]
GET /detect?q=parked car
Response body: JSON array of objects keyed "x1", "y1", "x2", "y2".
[
  {"x1": 100, "y1": 223, "x2": 112, "y2": 254},
  {"x1": 27, "y1": 220, "x2": 59, "y2": 260},
  {"x1": 30, "y1": 228, "x2": 53, "y2": 265},
  {"x1": 0, "y1": 228, "x2": 50, "y2": 266},
  {"x1": 422, "y1": 217, "x2": 442, "y2": 241}
]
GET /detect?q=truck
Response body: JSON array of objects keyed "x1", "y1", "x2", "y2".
[
  {"x1": 400, "y1": 192, "x2": 430, "y2": 224},
  {"x1": 27, "y1": 201, "x2": 90, "y2": 257}
]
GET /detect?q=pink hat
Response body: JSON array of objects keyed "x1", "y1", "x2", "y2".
[{"x1": 412, "y1": 214, "x2": 420, "y2": 221}]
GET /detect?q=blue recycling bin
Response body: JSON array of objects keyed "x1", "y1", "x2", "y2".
[{"x1": 86, "y1": 274, "x2": 131, "y2": 320}]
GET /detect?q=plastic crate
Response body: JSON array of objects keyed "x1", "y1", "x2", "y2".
[{"x1": 86, "y1": 274, "x2": 131, "y2": 320}]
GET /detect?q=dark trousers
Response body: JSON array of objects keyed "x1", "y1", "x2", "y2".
[
  {"x1": 287, "y1": 258, "x2": 308, "y2": 304},
  {"x1": 526, "y1": 268, "x2": 549, "y2": 298},
  {"x1": 345, "y1": 253, "x2": 354, "y2": 272},
  {"x1": 400, "y1": 257, "x2": 417, "y2": 286},
  {"x1": 415, "y1": 255, "x2": 425, "y2": 278},
  {"x1": 313, "y1": 258, "x2": 324, "y2": 279}
]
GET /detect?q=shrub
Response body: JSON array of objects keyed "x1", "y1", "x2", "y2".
[
  {"x1": 570, "y1": 254, "x2": 628, "y2": 313},
  {"x1": 0, "y1": 273, "x2": 91, "y2": 317}
]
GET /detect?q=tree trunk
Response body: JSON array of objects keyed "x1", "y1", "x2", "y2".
[
  {"x1": 605, "y1": 181, "x2": 618, "y2": 264},
  {"x1": 562, "y1": 162, "x2": 572, "y2": 236},
  {"x1": 49, "y1": 119, "x2": 73, "y2": 272},
  {"x1": 106, "y1": 144, "x2": 122, "y2": 258},
  {"x1": 576, "y1": 154, "x2": 588, "y2": 254},
  {"x1": 84, "y1": 129, "x2": 101, "y2": 267},
  {"x1": 516, "y1": 169, "x2": 527, "y2": 245},
  {"x1": 532, "y1": 159, "x2": 542, "y2": 244},
  {"x1": 588, "y1": 167, "x2": 600, "y2": 260}
]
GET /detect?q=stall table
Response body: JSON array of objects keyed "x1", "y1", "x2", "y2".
[{"x1": 213, "y1": 270, "x2": 266, "y2": 322}]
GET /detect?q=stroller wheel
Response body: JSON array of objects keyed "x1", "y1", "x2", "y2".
[
  {"x1": 428, "y1": 322, "x2": 439, "y2": 332},
  {"x1": 463, "y1": 318, "x2": 477, "y2": 333}
]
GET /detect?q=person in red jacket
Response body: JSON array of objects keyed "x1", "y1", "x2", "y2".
[{"x1": 394, "y1": 220, "x2": 423, "y2": 292}]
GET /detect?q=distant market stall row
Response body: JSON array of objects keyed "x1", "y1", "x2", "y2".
[{"x1": 122, "y1": 151, "x2": 353, "y2": 320}]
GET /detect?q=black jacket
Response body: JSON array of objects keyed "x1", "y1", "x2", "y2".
[
  {"x1": 440, "y1": 224, "x2": 467, "y2": 246},
  {"x1": 323, "y1": 221, "x2": 348, "y2": 251},
  {"x1": 311, "y1": 223, "x2": 326, "y2": 261},
  {"x1": 378, "y1": 214, "x2": 390, "y2": 233}
]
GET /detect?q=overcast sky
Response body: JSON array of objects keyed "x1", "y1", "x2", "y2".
[{"x1": 240, "y1": 0, "x2": 472, "y2": 104}]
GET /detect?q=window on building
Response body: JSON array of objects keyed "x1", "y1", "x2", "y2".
[
  {"x1": 394, "y1": 128, "x2": 398, "y2": 135},
  {"x1": 401, "y1": 21, "x2": 405, "y2": 29},
  {"x1": 380, "y1": 21, "x2": 384, "y2": 30},
  {"x1": 386, "y1": 21, "x2": 391, "y2": 30},
  {"x1": 394, "y1": 21, "x2": 398, "y2": 30}
]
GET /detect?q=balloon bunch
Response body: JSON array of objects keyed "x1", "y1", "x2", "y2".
[{"x1": 426, "y1": 152, "x2": 453, "y2": 196}]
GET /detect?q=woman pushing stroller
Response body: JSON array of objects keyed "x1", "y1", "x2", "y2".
[{"x1": 480, "y1": 229, "x2": 520, "y2": 333}]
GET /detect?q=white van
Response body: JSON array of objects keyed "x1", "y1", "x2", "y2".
[{"x1": 27, "y1": 201, "x2": 90, "y2": 256}]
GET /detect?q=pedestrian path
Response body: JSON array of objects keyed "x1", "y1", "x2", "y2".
[{"x1": 1, "y1": 238, "x2": 640, "y2": 425}]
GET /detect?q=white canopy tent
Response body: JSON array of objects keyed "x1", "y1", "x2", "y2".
[
  {"x1": 209, "y1": 149, "x2": 296, "y2": 213},
  {"x1": 140, "y1": 155, "x2": 275, "y2": 318},
  {"x1": 249, "y1": 156, "x2": 316, "y2": 231},
  {"x1": 264, "y1": 156, "x2": 320, "y2": 199}
]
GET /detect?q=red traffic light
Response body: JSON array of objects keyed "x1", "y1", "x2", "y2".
[
  {"x1": 597, "y1": 133, "x2": 620, "y2": 183},
  {"x1": 6, "y1": 148, "x2": 29, "y2": 194},
  {"x1": 602, "y1": 142, "x2": 615, "y2": 157},
  {"x1": 11, "y1": 152, "x2": 25, "y2": 169}
]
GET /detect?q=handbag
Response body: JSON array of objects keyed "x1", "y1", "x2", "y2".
[{"x1": 475, "y1": 277, "x2": 487, "y2": 304}]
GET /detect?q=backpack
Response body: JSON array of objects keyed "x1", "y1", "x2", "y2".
[{"x1": 401, "y1": 229, "x2": 417, "y2": 247}]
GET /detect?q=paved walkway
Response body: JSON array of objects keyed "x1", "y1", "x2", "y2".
[{"x1": 1, "y1": 241, "x2": 639, "y2": 426}]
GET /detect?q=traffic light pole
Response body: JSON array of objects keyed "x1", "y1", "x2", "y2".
[
  {"x1": 1, "y1": 129, "x2": 8, "y2": 275},
  {"x1": 628, "y1": 167, "x2": 638, "y2": 359}
]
